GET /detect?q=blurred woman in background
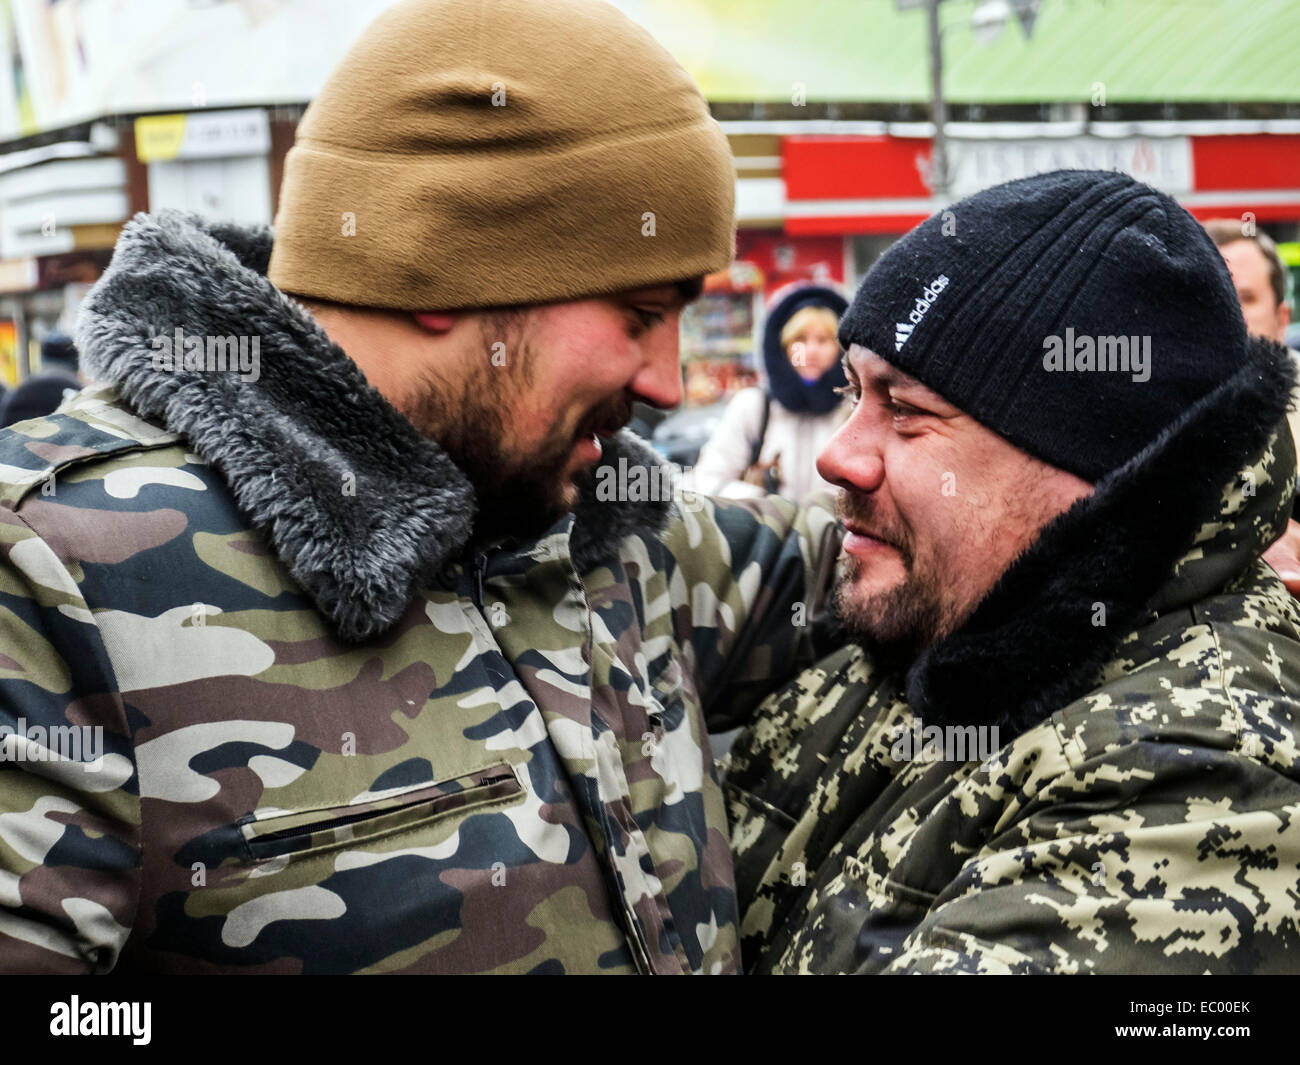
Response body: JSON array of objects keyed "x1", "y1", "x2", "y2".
[{"x1": 694, "y1": 282, "x2": 849, "y2": 500}]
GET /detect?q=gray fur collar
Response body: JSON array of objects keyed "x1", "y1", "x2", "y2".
[{"x1": 75, "y1": 210, "x2": 673, "y2": 642}]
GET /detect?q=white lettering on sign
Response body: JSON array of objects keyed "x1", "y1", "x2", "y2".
[{"x1": 947, "y1": 137, "x2": 1193, "y2": 198}]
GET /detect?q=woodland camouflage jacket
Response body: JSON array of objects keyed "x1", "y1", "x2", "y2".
[
  {"x1": 727, "y1": 334, "x2": 1300, "y2": 974},
  {"x1": 0, "y1": 211, "x2": 836, "y2": 974}
]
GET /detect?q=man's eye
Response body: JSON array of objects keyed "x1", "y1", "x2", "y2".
[
  {"x1": 834, "y1": 384, "x2": 860, "y2": 404},
  {"x1": 631, "y1": 307, "x2": 666, "y2": 332},
  {"x1": 885, "y1": 398, "x2": 927, "y2": 420}
]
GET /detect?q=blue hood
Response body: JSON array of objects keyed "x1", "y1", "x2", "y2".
[{"x1": 761, "y1": 282, "x2": 849, "y2": 414}]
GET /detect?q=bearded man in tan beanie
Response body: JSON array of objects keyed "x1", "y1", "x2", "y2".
[
  {"x1": 0, "y1": 0, "x2": 836, "y2": 975},
  {"x1": 267, "y1": 0, "x2": 737, "y2": 543}
]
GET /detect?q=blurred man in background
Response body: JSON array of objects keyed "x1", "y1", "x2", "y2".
[
  {"x1": 1204, "y1": 218, "x2": 1293, "y2": 344},
  {"x1": 0, "y1": 331, "x2": 82, "y2": 428},
  {"x1": 1204, "y1": 217, "x2": 1300, "y2": 531}
]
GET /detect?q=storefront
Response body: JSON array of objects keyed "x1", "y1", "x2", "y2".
[
  {"x1": 782, "y1": 129, "x2": 1300, "y2": 237},
  {"x1": 0, "y1": 135, "x2": 126, "y2": 382},
  {"x1": 674, "y1": 124, "x2": 1300, "y2": 410}
]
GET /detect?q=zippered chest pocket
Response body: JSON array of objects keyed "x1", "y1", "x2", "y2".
[{"x1": 237, "y1": 763, "x2": 523, "y2": 863}]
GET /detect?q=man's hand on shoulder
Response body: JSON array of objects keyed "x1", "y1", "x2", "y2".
[{"x1": 1263, "y1": 518, "x2": 1300, "y2": 596}]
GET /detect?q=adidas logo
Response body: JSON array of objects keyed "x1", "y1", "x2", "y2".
[{"x1": 894, "y1": 274, "x2": 950, "y2": 351}]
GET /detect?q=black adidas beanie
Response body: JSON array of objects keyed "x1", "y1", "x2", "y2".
[{"x1": 838, "y1": 169, "x2": 1250, "y2": 483}]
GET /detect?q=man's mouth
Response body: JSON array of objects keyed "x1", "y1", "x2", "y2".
[
  {"x1": 843, "y1": 522, "x2": 892, "y2": 546},
  {"x1": 574, "y1": 433, "x2": 604, "y2": 462},
  {"x1": 841, "y1": 521, "x2": 903, "y2": 561},
  {"x1": 584, "y1": 427, "x2": 619, "y2": 446},
  {"x1": 579, "y1": 417, "x2": 627, "y2": 441},
  {"x1": 573, "y1": 404, "x2": 632, "y2": 457},
  {"x1": 569, "y1": 418, "x2": 627, "y2": 467}
]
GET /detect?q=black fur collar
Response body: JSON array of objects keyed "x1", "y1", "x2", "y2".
[
  {"x1": 75, "y1": 210, "x2": 672, "y2": 643},
  {"x1": 906, "y1": 334, "x2": 1297, "y2": 738}
]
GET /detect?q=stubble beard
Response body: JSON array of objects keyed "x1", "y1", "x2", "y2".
[{"x1": 831, "y1": 492, "x2": 964, "y2": 663}]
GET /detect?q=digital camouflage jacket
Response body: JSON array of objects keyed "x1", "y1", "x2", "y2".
[
  {"x1": 728, "y1": 335, "x2": 1300, "y2": 973},
  {"x1": 0, "y1": 211, "x2": 836, "y2": 974}
]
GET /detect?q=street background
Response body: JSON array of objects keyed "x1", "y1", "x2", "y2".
[{"x1": 3, "y1": 0, "x2": 1298, "y2": 414}]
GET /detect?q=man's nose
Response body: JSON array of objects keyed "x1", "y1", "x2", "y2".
[
  {"x1": 817, "y1": 412, "x2": 885, "y2": 493},
  {"x1": 630, "y1": 318, "x2": 684, "y2": 410}
]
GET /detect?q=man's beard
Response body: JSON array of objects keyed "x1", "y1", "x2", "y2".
[
  {"x1": 830, "y1": 491, "x2": 962, "y2": 663},
  {"x1": 398, "y1": 328, "x2": 632, "y2": 549}
]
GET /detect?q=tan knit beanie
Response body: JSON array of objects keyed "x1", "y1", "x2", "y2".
[{"x1": 267, "y1": 0, "x2": 736, "y2": 311}]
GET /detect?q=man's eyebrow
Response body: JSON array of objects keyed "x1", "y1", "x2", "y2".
[
  {"x1": 847, "y1": 360, "x2": 954, "y2": 411},
  {"x1": 887, "y1": 370, "x2": 933, "y2": 392},
  {"x1": 853, "y1": 360, "x2": 913, "y2": 391},
  {"x1": 621, "y1": 280, "x2": 701, "y2": 311},
  {"x1": 675, "y1": 277, "x2": 704, "y2": 305},
  {"x1": 861, "y1": 360, "x2": 930, "y2": 393}
]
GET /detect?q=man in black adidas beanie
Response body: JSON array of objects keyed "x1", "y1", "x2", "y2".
[{"x1": 725, "y1": 169, "x2": 1300, "y2": 974}]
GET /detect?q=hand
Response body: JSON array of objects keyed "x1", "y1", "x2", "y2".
[
  {"x1": 1263, "y1": 518, "x2": 1300, "y2": 597},
  {"x1": 741, "y1": 452, "x2": 782, "y2": 490}
]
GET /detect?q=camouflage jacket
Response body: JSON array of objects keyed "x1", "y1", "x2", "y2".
[
  {"x1": 728, "y1": 337, "x2": 1300, "y2": 973},
  {"x1": 0, "y1": 211, "x2": 836, "y2": 974}
]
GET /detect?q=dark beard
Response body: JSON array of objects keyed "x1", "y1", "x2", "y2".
[
  {"x1": 831, "y1": 491, "x2": 960, "y2": 663},
  {"x1": 398, "y1": 331, "x2": 633, "y2": 550},
  {"x1": 439, "y1": 403, "x2": 577, "y2": 548},
  {"x1": 401, "y1": 370, "x2": 573, "y2": 548}
]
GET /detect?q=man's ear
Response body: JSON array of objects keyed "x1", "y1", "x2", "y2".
[{"x1": 412, "y1": 311, "x2": 458, "y2": 333}]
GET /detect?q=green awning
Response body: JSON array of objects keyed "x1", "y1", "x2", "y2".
[{"x1": 633, "y1": 0, "x2": 1300, "y2": 104}]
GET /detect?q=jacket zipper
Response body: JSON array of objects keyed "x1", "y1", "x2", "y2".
[
  {"x1": 470, "y1": 552, "x2": 488, "y2": 612},
  {"x1": 466, "y1": 550, "x2": 660, "y2": 971}
]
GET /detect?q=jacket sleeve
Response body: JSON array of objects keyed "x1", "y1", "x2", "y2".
[
  {"x1": 692, "y1": 388, "x2": 766, "y2": 500},
  {"x1": 0, "y1": 508, "x2": 140, "y2": 973},
  {"x1": 659, "y1": 488, "x2": 841, "y2": 733},
  {"x1": 881, "y1": 744, "x2": 1300, "y2": 974}
]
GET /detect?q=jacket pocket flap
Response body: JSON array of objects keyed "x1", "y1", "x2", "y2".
[{"x1": 238, "y1": 763, "x2": 522, "y2": 861}]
